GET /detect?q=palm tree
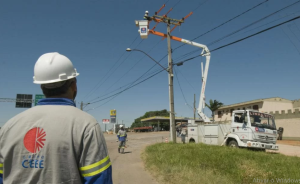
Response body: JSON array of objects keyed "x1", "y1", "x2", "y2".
[{"x1": 205, "y1": 99, "x2": 224, "y2": 122}]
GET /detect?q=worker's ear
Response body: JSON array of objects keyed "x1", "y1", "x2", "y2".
[
  {"x1": 70, "y1": 78, "x2": 77, "y2": 92},
  {"x1": 70, "y1": 78, "x2": 77, "y2": 100},
  {"x1": 71, "y1": 81, "x2": 77, "y2": 92}
]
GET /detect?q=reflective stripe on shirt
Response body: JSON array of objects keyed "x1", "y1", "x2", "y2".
[
  {"x1": 0, "y1": 163, "x2": 3, "y2": 174},
  {"x1": 80, "y1": 156, "x2": 111, "y2": 177}
]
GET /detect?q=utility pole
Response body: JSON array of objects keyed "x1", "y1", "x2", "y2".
[
  {"x1": 167, "y1": 21, "x2": 176, "y2": 143},
  {"x1": 194, "y1": 94, "x2": 196, "y2": 121},
  {"x1": 80, "y1": 101, "x2": 90, "y2": 111},
  {"x1": 134, "y1": 5, "x2": 193, "y2": 142}
]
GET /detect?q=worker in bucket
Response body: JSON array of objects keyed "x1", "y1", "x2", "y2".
[
  {"x1": 117, "y1": 126, "x2": 127, "y2": 154},
  {"x1": 0, "y1": 52, "x2": 112, "y2": 184}
]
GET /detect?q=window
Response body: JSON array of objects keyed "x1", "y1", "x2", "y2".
[
  {"x1": 234, "y1": 113, "x2": 245, "y2": 123},
  {"x1": 249, "y1": 111, "x2": 276, "y2": 130},
  {"x1": 230, "y1": 109, "x2": 234, "y2": 116},
  {"x1": 237, "y1": 108, "x2": 240, "y2": 110},
  {"x1": 218, "y1": 111, "x2": 222, "y2": 118},
  {"x1": 253, "y1": 105, "x2": 259, "y2": 110}
]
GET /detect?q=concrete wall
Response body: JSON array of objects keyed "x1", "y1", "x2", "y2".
[
  {"x1": 262, "y1": 101, "x2": 293, "y2": 113},
  {"x1": 276, "y1": 118, "x2": 300, "y2": 138},
  {"x1": 293, "y1": 99, "x2": 300, "y2": 109}
]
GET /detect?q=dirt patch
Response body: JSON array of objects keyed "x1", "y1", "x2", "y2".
[{"x1": 277, "y1": 140, "x2": 300, "y2": 146}]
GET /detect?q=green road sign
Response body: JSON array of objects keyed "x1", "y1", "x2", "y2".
[{"x1": 35, "y1": 94, "x2": 45, "y2": 106}]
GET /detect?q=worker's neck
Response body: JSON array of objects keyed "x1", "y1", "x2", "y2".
[{"x1": 46, "y1": 95, "x2": 74, "y2": 101}]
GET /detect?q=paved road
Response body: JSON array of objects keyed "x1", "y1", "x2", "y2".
[
  {"x1": 268, "y1": 143, "x2": 300, "y2": 157},
  {"x1": 104, "y1": 132, "x2": 169, "y2": 184}
]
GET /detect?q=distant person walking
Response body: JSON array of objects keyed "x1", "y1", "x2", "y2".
[
  {"x1": 277, "y1": 127, "x2": 284, "y2": 140},
  {"x1": 181, "y1": 128, "x2": 187, "y2": 144},
  {"x1": 117, "y1": 127, "x2": 127, "y2": 154}
]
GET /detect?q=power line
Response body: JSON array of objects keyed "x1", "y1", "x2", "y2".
[
  {"x1": 83, "y1": 35, "x2": 140, "y2": 100},
  {"x1": 88, "y1": 68, "x2": 165, "y2": 107},
  {"x1": 87, "y1": 68, "x2": 163, "y2": 103},
  {"x1": 88, "y1": 40, "x2": 144, "y2": 99},
  {"x1": 85, "y1": 1, "x2": 271, "y2": 105},
  {"x1": 88, "y1": 0, "x2": 215, "y2": 106},
  {"x1": 88, "y1": 15, "x2": 300, "y2": 108},
  {"x1": 87, "y1": 41, "x2": 165, "y2": 103},
  {"x1": 288, "y1": 24, "x2": 300, "y2": 41},
  {"x1": 174, "y1": 15, "x2": 300, "y2": 66},
  {"x1": 295, "y1": 21, "x2": 300, "y2": 32},
  {"x1": 101, "y1": 40, "x2": 163, "y2": 95},
  {"x1": 281, "y1": 26, "x2": 300, "y2": 55},
  {"x1": 192, "y1": 0, "x2": 211, "y2": 12},
  {"x1": 86, "y1": 94, "x2": 119, "y2": 112},
  {"x1": 175, "y1": 0, "x2": 269, "y2": 52},
  {"x1": 173, "y1": 67, "x2": 189, "y2": 106},
  {"x1": 175, "y1": 67, "x2": 197, "y2": 92},
  {"x1": 172, "y1": 0, "x2": 183, "y2": 9},
  {"x1": 236, "y1": 10, "x2": 300, "y2": 38},
  {"x1": 82, "y1": 0, "x2": 271, "y2": 107},
  {"x1": 85, "y1": 0, "x2": 183, "y2": 103},
  {"x1": 173, "y1": 0, "x2": 300, "y2": 62},
  {"x1": 208, "y1": 0, "x2": 300, "y2": 46},
  {"x1": 107, "y1": 0, "x2": 214, "y2": 95}
]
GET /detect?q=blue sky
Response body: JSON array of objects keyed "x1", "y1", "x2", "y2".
[{"x1": 0, "y1": 0, "x2": 300, "y2": 130}]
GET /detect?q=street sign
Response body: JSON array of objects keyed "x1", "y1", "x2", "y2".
[
  {"x1": 35, "y1": 94, "x2": 45, "y2": 106},
  {"x1": 16, "y1": 94, "x2": 33, "y2": 108},
  {"x1": 102, "y1": 119, "x2": 110, "y2": 124},
  {"x1": 110, "y1": 110, "x2": 116, "y2": 123}
]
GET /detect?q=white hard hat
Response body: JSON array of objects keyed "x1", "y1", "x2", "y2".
[{"x1": 33, "y1": 52, "x2": 79, "y2": 84}]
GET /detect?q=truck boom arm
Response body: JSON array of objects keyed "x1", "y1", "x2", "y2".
[
  {"x1": 147, "y1": 30, "x2": 211, "y2": 123},
  {"x1": 180, "y1": 39, "x2": 211, "y2": 123}
]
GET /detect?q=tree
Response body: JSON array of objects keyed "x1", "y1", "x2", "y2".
[
  {"x1": 205, "y1": 99, "x2": 224, "y2": 122},
  {"x1": 130, "y1": 109, "x2": 169, "y2": 128}
]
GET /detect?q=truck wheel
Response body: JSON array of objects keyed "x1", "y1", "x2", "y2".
[{"x1": 228, "y1": 140, "x2": 238, "y2": 148}]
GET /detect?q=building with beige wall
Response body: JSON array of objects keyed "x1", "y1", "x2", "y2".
[{"x1": 213, "y1": 97, "x2": 300, "y2": 138}]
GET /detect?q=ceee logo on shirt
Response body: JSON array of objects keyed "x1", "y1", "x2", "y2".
[{"x1": 22, "y1": 127, "x2": 46, "y2": 169}]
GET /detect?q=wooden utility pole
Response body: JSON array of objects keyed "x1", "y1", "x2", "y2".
[
  {"x1": 80, "y1": 101, "x2": 90, "y2": 110},
  {"x1": 194, "y1": 94, "x2": 196, "y2": 121},
  {"x1": 167, "y1": 21, "x2": 176, "y2": 143},
  {"x1": 135, "y1": 5, "x2": 193, "y2": 142}
]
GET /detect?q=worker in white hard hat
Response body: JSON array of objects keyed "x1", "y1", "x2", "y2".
[{"x1": 0, "y1": 53, "x2": 112, "y2": 184}]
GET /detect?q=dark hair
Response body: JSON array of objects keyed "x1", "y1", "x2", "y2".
[{"x1": 41, "y1": 79, "x2": 74, "y2": 97}]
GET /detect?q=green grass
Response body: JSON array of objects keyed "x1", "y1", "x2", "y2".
[{"x1": 142, "y1": 143, "x2": 300, "y2": 184}]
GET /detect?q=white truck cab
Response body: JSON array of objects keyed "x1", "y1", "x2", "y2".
[
  {"x1": 227, "y1": 110, "x2": 278, "y2": 150},
  {"x1": 187, "y1": 110, "x2": 279, "y2": 151}
]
